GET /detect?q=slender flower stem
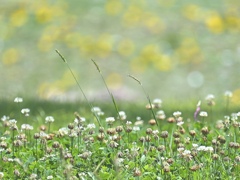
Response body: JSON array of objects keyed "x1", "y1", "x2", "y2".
[
  {"x1": 91, "y1": 59, "x2": 127, "y2": 132},
  {"x1": 55, "y1": 50, "x2": 103, "y2": 128},
  {"x1": 128, "y1": 74, "x2": 159, "y2": 127}
]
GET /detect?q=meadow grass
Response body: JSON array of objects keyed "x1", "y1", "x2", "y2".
[
  {"x1": 0, "y1": 52, "x2": 239, "y2": 179},
  {"x1": 0, "y1": 96, "x2": 240, "y2": 180}
]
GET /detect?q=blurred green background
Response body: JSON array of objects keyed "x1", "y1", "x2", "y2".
[{"x1": 1, "y1": 0, "x2": 240, "y2": 104}]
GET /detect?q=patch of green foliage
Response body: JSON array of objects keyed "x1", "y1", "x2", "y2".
[{"x1": 0, "y1": 97, "x2": 239, "y2": 179}]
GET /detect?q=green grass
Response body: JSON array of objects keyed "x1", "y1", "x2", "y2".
[{"x1": 0, "y1": 97, "x2": 239, "y2": 179}]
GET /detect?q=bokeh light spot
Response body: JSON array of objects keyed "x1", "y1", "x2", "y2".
[{"x1": 187, "y1": 71, "x2": 204, "y2": 88}]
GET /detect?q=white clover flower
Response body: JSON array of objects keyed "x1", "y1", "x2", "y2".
[
  {"x1": 29, "y1": 173, "x2": 37, "y2": 179},
  {"x1": 205, "y1": 94, "x2": 215, "y2": 101},
  {"x1": 9, "y1": 119, "x2": 17, "y2": 125},
  {"x1": 224, "y1": 91, "x2": 233, "y2": 97},
  {"x1": 14, "y1": 97, "x2": 23, "y2": 103},
  {"x1": 0, "y1": 172, "x2": 4, "y2": 178},
  {"x1": 231, "y1": 113, "x2": 238, "y2": 121},
  {"x1": 21, "y1": 108, "x2": 30, "y2": 116},
  {"x1": 69, "y1": 131, "x2": 78, "y2": 137},
  {"x1": 177, "y1": 147, "x2": 185, "y2": 153},
  {"x1": 21, "y1": 124, "x2": 33, "y2": 131},
  {"x1": 8, "y1": 158, "x2": 14, "y2": 162},
  {"x1": 47, "y1": 175, "x2": 53, "y2": 180},
  {"x1": 115, "y1": 158, "x2": 124, "y2": 166},
  {"x1": 205, "y1": 146, "x2": 214, "y2": 152},
  {"x1": 192, "y1": 144, "x2": 199, "y2": 148},
  {"x1": 156, "y1": 110, "x2": 166, "y2": 119},
  {"x1": 197, "y1": 146, "x2": 213, "y2": 152},
  {"x1": 91, "y1": 107, "x2": 104, "y2": 116},
  {"x1": 0, "y1": 137, "x2": 6, "y2": 141},
  {"x1": 152, "y1": 130, "x2": 159, "y2": 135},
  {"x1": 45, "y1": 116, "x2": 54, "y2": 123},
  {"x1": 1, "y1": 115, "x2": 9, "y2": 121},
  {"x1": 237, "y1": 112, "x2": 240, "y2": 117},
  {"x1": 173, "y1": 111, "x2": 182, "y2": 117},
  {"x1": 87, "y1": 123, "x2": 96, "y2": 129},
  {"x1": 153, "y1": 98, "x2": 162, "y2": 108},
  {"x1": 199, "y1": 111, "x2": 208, "y2": 117},
  {"x1": 39, "y1": 131, "x2": 48, "y2": 138},
  {"x1": 126, "y1": 121, "x2": 132, "y2": 125},
  {"x1": 177, "y1": 121, "x2": 184, "y2": 126},
  {"x1": 136, "y1": 116, "x2": 141, "y2": 121},
  {"x1": 91, "y1": 107, "x2": 101, "y2": 113},
  {"x1": 182, "y1": 150, "x2": 191, "y2": 156},
  {"x1": 118, "y1": 111, "x2": 127, "y2": 120},
  {"x1": 106, "y1": 117, "x2": 115, "y2": 123},
  {"x1": 133, "y1": 126, "x2": 140, "y2": 131},
  {"x1": 59, "y1": 127, "x2": 69, "y2": 136}
]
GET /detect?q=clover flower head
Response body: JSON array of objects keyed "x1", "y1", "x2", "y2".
[
  {"x1": 21, "y1": 124, "x2": 33, "y2": 131},
  {"x1": 153, "y1": 98, "x2": 162, "y2": 108},
  {"x1": 177, "y1": 121, "x2": 184, "y2": 126},
  {"x1": 1, "y1": 115, "x2": 9, "y2": 121},
  {"x1": 0, "y1": 172, "x2": 4, "y2": 178},
  {"x1": 192, "y1": 144, "x2": 199, "y2": 148},
  {"x1": 197, "y1": 146, "x2": 213, "y2": 152},
  {"x1": 47, "y1": 175, "x2": 53, "y2": 180},
  {"x1": 91, "y1": 107, "x2": 101, "y2": 113},
  {"x1": 9, "y1": 119, "x2": 17, "y2": 125},
  {"x1": 133, "y1": 126, "x2": 140, "y2": 131},
  {"x1": 59, "y1": 127, "x2": 69, "y2": 136},
  {"x1": 173, "y1": 111, "x2": 182, "y2": 118},
  {"x1": 45, "y1": 116, "x2": 54, "y2": 123},
  {"x1": 106, "y1": 117, "x2": 115, "y2": 123},
  {"x1": 91, "y1": 107, "x2": 104, "y2": 116},
  {"x1": 14, "y1": 97, "x2": 23, "y2": 103},
  {"x1": 87, "y1": 123, "x2": 96, "y2": 129},
  {"x1": 205, "y1": 94, "x2": 215, "y2": 101},
  {"x1": 118, "y1": 111, "x2": 127, "y2": 120},
  {"x1": 21, "y1": 108, "x2": 30, "y2": 116},
  {"x1": 152, "y1": 130, "x2": 159, "y2": 135},
  {"x1": 126, "y1": 121, "x2": 132, "y2": 125},
  {"x1": 199, "y1": 111, "x2": 208, "y2": 117},
  {"x1": 224, "y1": 90, "x2": 233, "y2": 97},
  {"x1": 157, "y1": 110, "x2": 166, "y2": 119}
]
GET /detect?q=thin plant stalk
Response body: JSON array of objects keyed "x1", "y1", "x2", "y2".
[
  {"x1": 91, "y1": 59, "x2": 120, "y2": 118},
  {"x1": 91, "y1": 59, "x2": 126, "y2": 131},
  {"x1": 55, "y1": 50, "x2": 103, "y2": 128},
  {"x1": 128, "y1": 74, "x2": 159, "y2": 127}
]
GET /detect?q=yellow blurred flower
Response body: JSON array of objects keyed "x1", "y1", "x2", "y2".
[
  {"x1": 117, "y1": 39, "x2": 135, "y2": 56},
  {"x1": 10, "y1": 9, "x2": 28, "y2": 27},
  {"x1": 130, "y1": 56, "x2": 148, "y2": 73},
  {"x1": 205, "y1": 12, "x2": 224, "y2": 33},
  {"x1": 78, "y1": 36, "x2": 95, "y2": 56},
  {"x1": 225, "y1": 16, "x2": 240, "y2": 32},
  {"x1": 142, "y1": 12, "x2": 165, "y2": 33},
  {"x1": 38, "y1": 34, "x2": 54, "y2": 52},
  {"x1": 37, "y1": 70, "x2": 76, "y2": 99},
  {"x1": 182, "y1": 4, "x2": 202, "y2": 21},
  {"x1": 232, "y1": 88, "x2": 240, "y2": 106},
  {"x1": 154, "y1": 55, "x2": 172, "y2": 71},
  {"x1": 122, "y1": 6, "x2": 143, "y2": 27},
  {"x1": 176, "y1": 38, "x2": 203, "y2": 64},
  {"x1": 2, "y1": 48, "x2": 20, "y2": 66},
  {"x1": 106, "y1": 73, "x2": 123, "y2": 89},
  {"x1": 105, "y1": 0, "x2": 123, "y2": 15},
  {"x1": 36, "y1": 6, "x2": 53, "y2": 23},
  {"x1": 96, "y1": 34, "x2": 113, "y2": 58},
  {"x1": 64, "y1": 32, "x2": 82, "y2": 48}
]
